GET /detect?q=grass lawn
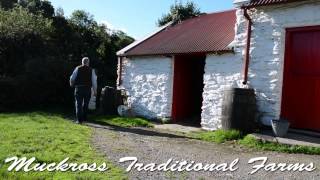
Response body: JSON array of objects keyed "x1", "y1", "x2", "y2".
[
  {"x1": 90, "y1": 115, "x2": 154, "y2": 128},
  {"x1": 239, "y1": 135, "x2": 320, "y2": 155},
  {"x1": 0, "y1": 112, "x2": 127, "y2": 180},
  {"x1": 189, "y1": 130, "x2": 320, "y2": 155}
]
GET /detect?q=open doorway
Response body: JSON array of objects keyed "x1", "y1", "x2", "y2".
[{"x1": 172, "y1": 54, "x2": 205, "y2": 126}]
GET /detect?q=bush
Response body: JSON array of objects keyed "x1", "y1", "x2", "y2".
[
  {"x1": 0, "y1": 56, "x2": 75, "y2": 111},
  {"x1": 0, "y1": 78, "x2": 21, "y2": 111}
]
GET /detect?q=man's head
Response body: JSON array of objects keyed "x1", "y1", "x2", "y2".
[{"x1": 82, "y1": 57, "x2": 90, "y2": 66}]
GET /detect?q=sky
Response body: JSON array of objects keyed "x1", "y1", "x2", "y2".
[{"x1": 50, "y1": 0, "x2": 234, "y2": 40}]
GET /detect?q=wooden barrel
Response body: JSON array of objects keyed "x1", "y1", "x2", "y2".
[
  {"x1": 221, "y1": 88, "x2": 257, "y2": 133},
  {"x1": 100, "y1": 86, "x2": 123, "y2": 115}
]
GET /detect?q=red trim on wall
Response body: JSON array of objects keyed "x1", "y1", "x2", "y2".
[{"x1": 117, "y1": 57, "x2": 123, "y2": 86}]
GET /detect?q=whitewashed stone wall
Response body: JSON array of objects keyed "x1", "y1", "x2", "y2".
[
  {"x1": 201, "y1": 53, "x2": 242, "y2": 130},
  {"x1": 119, "y1": 56, "x2": 173, "y2": 119},
  {"x1": 234, "y1": 0, "x2": 320, "y2": 125}
]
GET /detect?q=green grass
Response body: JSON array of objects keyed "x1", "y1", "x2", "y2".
[
  {"x1": 0, "y1": 112, "x2": 127, "y2": 180},
  {"x1": 189, "y1": 130, "x2": 243, "y2": 143},
  {"x1": 90, "y1": 115, "x2": 154, "y2": 128},
  {"x1": 239, "y1": 135, "x2": 320, "y2": 155},
  {"x1": 188, "y1": 130, "x2": 320, "y2": 155}
]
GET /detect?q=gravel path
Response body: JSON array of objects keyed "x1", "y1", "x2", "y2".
[{"x1": 89, "y1": 123, "x2": 320, "y2": 180}]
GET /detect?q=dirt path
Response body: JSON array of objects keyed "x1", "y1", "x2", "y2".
[{"x1": 89, "y1": 123, "x2": 320, "y2": 180}]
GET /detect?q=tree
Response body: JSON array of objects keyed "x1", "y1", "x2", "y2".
[
  {"x1": 112, "y1": 31, "x2": 135, "y2": 50},
  {"x1": 0, "y1": 0, "x2": 17, "y2": 10},
  {"x1": 18, "y1": 0, "x2": 54, "y2": 18},
  {"x1": 0, "y1": 7, "x2": 53, "y2": 77},
  {"x1": 0, "y1": 5, "x2": 134, "y2": 110},
  {"x1": 157, "y1": 1, "x2": 201, "y2": 26},
  {"x1": 0, "y1": 7, "x2": 52, "y2": 40},
  {"x1": 55, "y1": 7, "x2": 64, "y2": 17},
  {"x1": 70, "y1": 10, "x2": 97, "y2": 29}
]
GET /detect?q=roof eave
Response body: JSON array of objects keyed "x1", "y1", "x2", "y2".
[
  {"x1": 117, "y1": 22, "x2": 173, "y2": 56},
  {"x1": 120, "y1": 49, "x2": 235, "y2": 58},
  {"x1": 243, "y1": 0, "x2": 308, "y2": 9}
]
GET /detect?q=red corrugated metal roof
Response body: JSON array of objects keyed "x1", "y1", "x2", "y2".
[
  {"x1": 120, "y1": 10, "x2": 236, "y2": 57},
  {"x1": 246, "y1": 0, "x2": 308, "y2": 8}
]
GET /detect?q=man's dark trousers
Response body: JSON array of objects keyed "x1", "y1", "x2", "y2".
[{"x1": 75, "y1": 86, "x2": 91, "y2": 123}]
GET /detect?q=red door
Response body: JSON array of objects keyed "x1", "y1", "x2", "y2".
[{"x1": 281, "y1": 26, "x2": 320, "y2": 131}]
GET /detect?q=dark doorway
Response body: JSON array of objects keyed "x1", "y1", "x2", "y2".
[{"x1": 172, "y1": 54, "x2": 205, "y2": 126}]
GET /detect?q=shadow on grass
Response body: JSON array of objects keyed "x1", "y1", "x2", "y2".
[
  {"x1": 2, "y1": 107, "x2": 195, "y2": 140},
  {"x1": 1, "y1": 106, "x2": 76, "y2": 121}
]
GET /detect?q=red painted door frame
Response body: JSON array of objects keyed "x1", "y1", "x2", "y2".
[
  {"x1": 171, "y1": 54, "x2": 205, "y2": 123},
  {"x1": 281, "y1": 25, "x2": 320, "y2": 132},
  {"x1": 171, "y1": 55, "x2": 185, "y2": 122}
]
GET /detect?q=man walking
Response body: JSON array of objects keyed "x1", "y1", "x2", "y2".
[{"x1": 70, "y1": 57, "x2": 97, "y2": 124}]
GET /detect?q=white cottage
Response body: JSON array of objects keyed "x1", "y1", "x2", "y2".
[
  {"x1": 117, "y1": 10, "x2": 242, "y2": 130},
  {"x1": 117, "y1": 0, "x2": 320, "y2": 132},
  {"x1": 232, "y1": 0, "x2": 320, "y2": 132}
]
